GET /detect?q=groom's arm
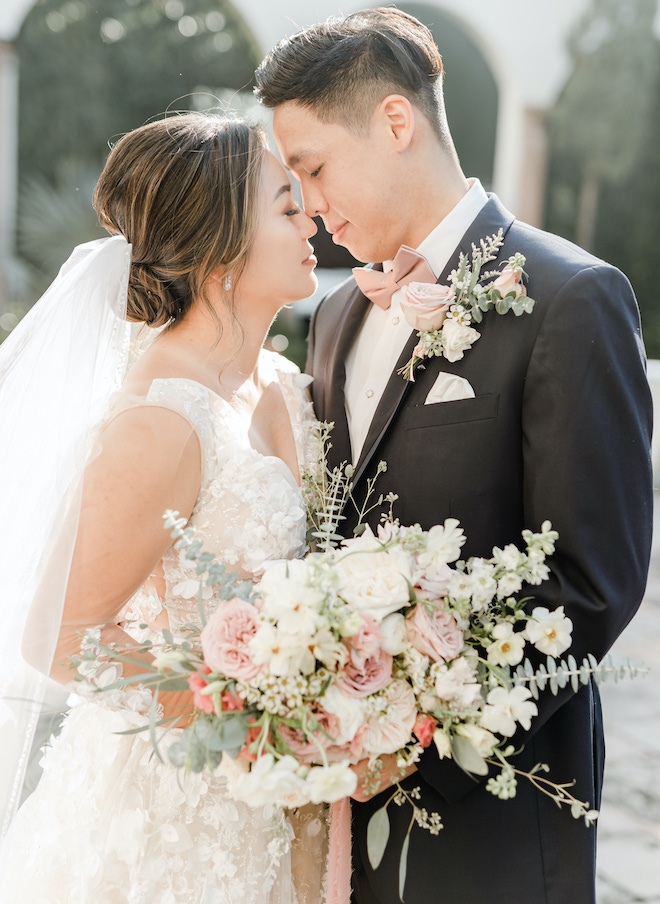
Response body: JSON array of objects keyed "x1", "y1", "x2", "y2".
[{"x1": 417, "y1": 260, "x2": 653, "y2": 803}]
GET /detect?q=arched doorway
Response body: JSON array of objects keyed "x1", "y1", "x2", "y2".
[
  {"x1": 399, "y1": 3, "x2": 498, "y2": 189},
  {"x1": 12, "y1": 0, "x2": 262, "y2": 306}
]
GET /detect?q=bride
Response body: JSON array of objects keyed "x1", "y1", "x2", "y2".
[{"x1": 0, "y1": 113, "x2": 327, "y2": 903}]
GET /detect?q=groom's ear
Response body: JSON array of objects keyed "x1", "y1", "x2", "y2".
[{"x1": 375, "y1": 94, "x2": 416, "y2": 153}]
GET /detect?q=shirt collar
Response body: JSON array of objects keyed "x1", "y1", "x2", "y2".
[{"x1": 383, "y1": 178, "x2": 488, "y2": 277}]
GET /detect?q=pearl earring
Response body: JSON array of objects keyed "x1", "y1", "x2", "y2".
[{"x1": 223, "y1": 274, "x2": 232, "y2": 290}]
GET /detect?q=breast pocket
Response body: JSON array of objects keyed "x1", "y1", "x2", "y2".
[{"x1": 403, "y1": 393, "x2": 500, "y2": 430}]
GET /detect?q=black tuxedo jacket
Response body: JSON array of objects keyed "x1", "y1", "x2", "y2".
[{"x1": 306, "y1": 195, "x2": 653, "y2": 904}]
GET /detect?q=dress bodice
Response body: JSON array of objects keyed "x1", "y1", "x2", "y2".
[{"x1": 122, "y1": 350, "x2": 317, "y2": 635}]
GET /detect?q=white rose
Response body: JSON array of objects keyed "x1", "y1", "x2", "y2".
[
  {"x1": 336, "y1": 538, "x2": 412, "y2": 622},
  {"x1": 379, "y1": 613, "x2": 408, "y2": 655},
  {"x1": 305, "y1": 763, "x2": 358, "y2": 804},
  {"x1": 433, "y1": 728, "x2": 452, "y2": 759},
  {"x1": 441, "y1": 318, "x2": 480, "y2": 363},
  {"x1": 229, "y1": 754, "x2": 309, "y2": 808},
  {"x1": 455, "y1": 723, "x2": 498, "y2": 757},
  {"x1": 321, "y1": 684, "x2": 366, "y2": 745}
]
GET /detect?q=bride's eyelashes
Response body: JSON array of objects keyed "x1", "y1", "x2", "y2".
[{"x1": 285, "y1": 207, "x2": 301, "y2": 217}]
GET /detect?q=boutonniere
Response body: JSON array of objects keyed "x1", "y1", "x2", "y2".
[{"x1": 398, "y1": 230, "x2": 536, "y2": 381}]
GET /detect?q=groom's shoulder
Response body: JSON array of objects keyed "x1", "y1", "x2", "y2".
[{"x1": 505, "y1": 214, "x2": 632, "y2": 298}]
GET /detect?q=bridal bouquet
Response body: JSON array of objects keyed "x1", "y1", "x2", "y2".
[{"x1": 77, "y1": 502, "x2": 621, "y2": 832}]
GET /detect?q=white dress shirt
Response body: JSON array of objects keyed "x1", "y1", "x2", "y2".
[{"x1": 344, "y1": 178, "x2": 489, "y2": 463}]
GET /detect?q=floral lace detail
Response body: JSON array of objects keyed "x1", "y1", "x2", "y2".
[
  {"x1": 0, "y1": 352, "x2": 324, "y2": 904},
  {"x1": 151, "y1": 353, "x2": 314, "y2": 636}
]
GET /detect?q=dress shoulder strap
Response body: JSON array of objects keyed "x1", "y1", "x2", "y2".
[{"x1": 144, "y1": 378, "x2": 221, "y2": 484}]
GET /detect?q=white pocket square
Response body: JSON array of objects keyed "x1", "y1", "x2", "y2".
[{"x1": 424, "y1": 373, "x2": 475, "y2": 405}]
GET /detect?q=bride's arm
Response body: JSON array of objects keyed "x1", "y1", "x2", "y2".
[{"x1": 40, "y1": 405, "x2": 201, "y2": 711}]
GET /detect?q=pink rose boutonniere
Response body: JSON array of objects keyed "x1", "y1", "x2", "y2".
[{"x1": 399, "y1": 230, "x2": 536, "y2": 381}]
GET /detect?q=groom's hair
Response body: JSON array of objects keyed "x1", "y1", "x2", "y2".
[{"x1": 254, "y1": 7, "x2": 450, "y2": 146}]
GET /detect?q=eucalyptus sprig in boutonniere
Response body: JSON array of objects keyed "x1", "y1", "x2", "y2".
[{"x1": 398, "y1": 230, "x2": 536, "y2": 381}]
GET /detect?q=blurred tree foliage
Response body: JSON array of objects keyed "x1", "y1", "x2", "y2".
[
  {"x1": 545, "y1": 0, "x2": 660, "y2": 354},
  {"x1": 13, "y1": 0, "x2": 261, "y2": 302}
]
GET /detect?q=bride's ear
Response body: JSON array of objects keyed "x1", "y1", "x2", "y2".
[{"x1": 209, "y1": 269, "x2": 233, "y2": 293}]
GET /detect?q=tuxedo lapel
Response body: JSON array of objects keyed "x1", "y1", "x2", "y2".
[
  {"x1": 352, "y1": 195, "x2": 516, "y2": 485},
  {"x1": 322, "y1": 283, "x2": 370, "y2": 471}
]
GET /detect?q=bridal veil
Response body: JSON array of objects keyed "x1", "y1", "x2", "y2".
[{"x1": 0, "y1": 235, "x2": 132, "y2": 836}]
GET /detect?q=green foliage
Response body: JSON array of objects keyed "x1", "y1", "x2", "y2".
[
  {"x1": 9, "y1": 0, "x2": 262, "y2": 317},
  {"x1": 545, "y1": 0, "x2": 660, "y2": 354},
  {"x1": 17, "y1": 0, "x2": 261, "y2": 188}
]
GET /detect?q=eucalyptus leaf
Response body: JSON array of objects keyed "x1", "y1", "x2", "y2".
[
  {"x1": 399, "y1": 832, "x2": 410, "y2": 902},
  {"x1": 366, "y1": 806, "x2": 390, "y2": 870},
  {"x1": 206, "y1": 717, "x2": 249, "y2": 752},
  {"x1": 451, "y1": 735, "x2": 488, "y2": 776}
]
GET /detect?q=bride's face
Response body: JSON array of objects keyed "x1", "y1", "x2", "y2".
[{"x1": 237, "y1": 151, "x2": 318, "y2": 311}]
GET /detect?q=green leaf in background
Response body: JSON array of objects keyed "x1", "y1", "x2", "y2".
[{"x1": 366, "y1": 805, "x2": 390, "y2": 870}]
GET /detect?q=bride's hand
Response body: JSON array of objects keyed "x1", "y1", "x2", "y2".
[
  {"x1": 155, "y1": 687, "x2": 197, "y2": 729},
  {"x1": 350, "y1": 754, "x2": 417, "y2": 802}
]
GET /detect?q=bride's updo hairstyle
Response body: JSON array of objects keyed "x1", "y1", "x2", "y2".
[{"x1": 94, "y1": 113, "x2": 265, "y2": 328}]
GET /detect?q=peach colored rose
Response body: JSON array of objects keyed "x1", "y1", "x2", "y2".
[
  {"x1": 188, "y1": 664, "x2": 214, "y2": 715},
  {"x1": 361, "y1": 680, "x2": 417, "y2": 755},
  {"x1": 406, "y1": 602, "x2": 464, "y2": 662},
  {"x1": 201, "y1": 598, "x2": 260, "y2": 680},
  {"x1": 277, "y1": 705, "x2": 341, "y2": 763},
  {"x1": 413, "y1": 714, "x2": 439, "y2": 748},
  {"x1": 335, "y1": 645, "x2": 393, "y2": 698},
  {"x1": 345, "y1": 614, "x2": 382, "y2": 668},
  {"x1": 492, "y1": 264, "x2": 527, "y2": 299},
  {"x1": 401, "y1": 282, "x2": 453, "y2": 331}
]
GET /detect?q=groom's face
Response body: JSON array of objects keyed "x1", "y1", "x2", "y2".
[{"x1": 273, "y1": 101, "x2": 408, "y2": 264}]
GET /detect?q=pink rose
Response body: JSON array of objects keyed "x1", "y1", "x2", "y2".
[
  {"x1": 188, "y1": 665, "x2": 214, "y2": 715},
  {"x1": 401, "y1": 282, "x2": 453, "y2": 331},
  {"x1": 277, "y1": 705, "x2": 341, "y2": 763},
  {"x1": 361, "y1": 680, "x2": 417, "y2": 756},
  {"x1": 414, "y1": 567, "x2": 452, "y2": 601},
  {"x1": 345, "y1": 614, "x2": 382, "y2": 668},
  {"x1": 201, "y1": 598, "x2": 260, "y2": 680},
  {"x1": 406, "y1": 603, "x2": 464, "y2": 662},
  {"x1": 492, "y1": 264, "x2": 526, "y2": 299},
  {"x1": 413, "y1": 714, "x2": 439, "y2": 748},
  {"x1": 335, "y1": 646, "x2": 393, "y2": 698}
]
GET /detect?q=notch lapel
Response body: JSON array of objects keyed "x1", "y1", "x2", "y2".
[
  {"x1": 321, "y1": 283, "x2": 371, "y2": 471},
  {"x1": 352, "y1": 194, "x2": 516, "y2": 486}
]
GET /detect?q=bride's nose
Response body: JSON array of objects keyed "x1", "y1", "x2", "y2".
[{"x1": 299, "y1": 211, "x2": 317, "y2": 240}]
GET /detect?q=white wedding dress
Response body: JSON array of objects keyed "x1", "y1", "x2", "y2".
[{"x1": 0, "y1": 350, "x2": 328, "y2": 904}]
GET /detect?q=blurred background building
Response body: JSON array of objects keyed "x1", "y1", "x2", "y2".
[{"x1": 1, "y1": 0, "x2": 659, "y2": 407}]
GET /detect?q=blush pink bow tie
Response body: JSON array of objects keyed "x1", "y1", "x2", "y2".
[{"x1": 352, "y1": 245, "x2": 436, "y2": 310}]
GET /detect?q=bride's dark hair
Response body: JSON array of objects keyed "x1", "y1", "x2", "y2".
[{"x1": 94, "y1": 112, "x2": 265, "y2": 327}]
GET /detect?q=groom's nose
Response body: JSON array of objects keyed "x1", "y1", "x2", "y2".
[{"x1": 301, "y1": 181, "x2": 328, "y2": 218}]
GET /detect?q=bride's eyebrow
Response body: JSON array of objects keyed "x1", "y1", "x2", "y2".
[{"x1": 274, "y1": 183, "x2": 292, "y2": 201}]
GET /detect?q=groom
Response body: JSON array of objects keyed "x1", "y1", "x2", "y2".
[{"x1": 255, "y1": 8, "x2": 653, "y2": 903}]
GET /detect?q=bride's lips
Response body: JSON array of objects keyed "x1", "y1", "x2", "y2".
[{"x1": 302, "y1": 252, "x2": 317, "y2": 267}]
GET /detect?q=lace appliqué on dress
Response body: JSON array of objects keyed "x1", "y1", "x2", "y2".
[{"x1": 0, "y1": 352, "x2": 326, "y2": 904}]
